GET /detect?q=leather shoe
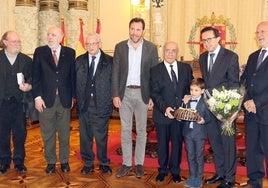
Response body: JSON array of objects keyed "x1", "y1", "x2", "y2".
[
  {"x1": 61, "y1": 163, "x2": 70, "y2": 173},
  {"x1": 14, "y1": 164, "x2": 27, "y2": 173},
  {"x1": 155, "y1": 172, "x2": 166, "y2": 182},
  {"x1": 172, "y1": 174, "x2": 181, "y2": 183},
  {"x1": 81, "y1": 165, "x2": 94, "y2": 174},
  {"x1": 205, "y1": 174, "x2": 224, "y2": 184},
  {"x1": 217, "y1": 180, "x2": 234, "y2": 188},
  {"x1": 0, "y1": 164, "x2": 10, "y2": 175},
  {"x1": 99, "y1": 165, "x2": 112, "y2": 174},
  {"x1": 45, "y1": 164, "x2": 56, "y2": 174}
]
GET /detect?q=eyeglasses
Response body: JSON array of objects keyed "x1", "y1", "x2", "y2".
[
  {"x1": 201, "y1": 37, "x2": 217, "y2": 43},
  {"x1": 255, "y1": 30, "x2": 268, "y2": 35},
  {"x1": 85, "y1": 42, "x2": 100, "y2": 46}
]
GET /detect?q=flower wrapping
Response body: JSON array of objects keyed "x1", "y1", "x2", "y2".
[{"x1": 204, "y1": 86, "x2": 244, "y2": 136}]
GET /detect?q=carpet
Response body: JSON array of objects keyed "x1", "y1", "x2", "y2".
[{"x1": 76, "y1": 130, "x2": 247, "y2": 176}]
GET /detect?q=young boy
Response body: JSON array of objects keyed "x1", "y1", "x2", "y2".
[{"x1": 183, "y1": 78, "x2": 211, "y2": 188}]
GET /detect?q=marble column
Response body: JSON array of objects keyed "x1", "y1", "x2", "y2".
[
  {"x1": 39, "y1": 0, "x2": 60, "y2": 46},
  {"x1": 151, "y1": 0, "x2": 167, "y2": 61},
  {"x1": 14, "y1": 0, "x2": 38, "y2": 55},
  {"x1": 66, "y1": 0, "x2": 89, "y2": 51}
]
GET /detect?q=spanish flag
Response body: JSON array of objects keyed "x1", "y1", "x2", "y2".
[
  {"x1": 96, "y1": 18, "x2": 101, "y2": 34},
  {"x1": 61, "y1": 18, "x2": 67, "y2": 46},
  {"x1": 76, "y1": 18, "x2": 85, "y2": 57}
]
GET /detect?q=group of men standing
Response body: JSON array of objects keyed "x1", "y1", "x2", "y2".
[{"x1": 0, "y1": 17, "x2": 267, "y2": 188}]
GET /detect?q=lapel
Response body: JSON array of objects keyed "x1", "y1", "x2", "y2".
[
  {"x1": 209, "y1": 47, "x2": 224, "y2": 77},
  {"x1": 160, "y1": 62, "x2": 174, "y2": 90},
  {"x1": 256, "y1": 50, "x2": 268, "y2": 70}
]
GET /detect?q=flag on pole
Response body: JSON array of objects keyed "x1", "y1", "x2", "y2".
[
  {"x1": 76, "y1": 18, "x2": 85, "y2": 57},
  {"x1": 96, "y1": 18, "x2": 101, "y2": 34},
  {"x1": 61, "y1": 18, "x2": 67, "y2": 46}
]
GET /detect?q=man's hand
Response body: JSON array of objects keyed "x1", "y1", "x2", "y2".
[
  {"x1": 243, "y1": 99, "x2": 256, "y2": 114},
  {"x1": 148, "y1": 98, "x2": 154, "y2": 110},
  {"x1": 113, "y1": 97, "x2": 121, "y2": 108},
  {"x1": 35, "y1": 98, "x2": 46, "y2": 113},
  {"x1": 182, "y1": 94, "x2": 191, "y2": 104},
  {"x1": 19, "y1": 83, "x2": 32, "y2": 92},
  {"x1": 165, "y1": 107, "x2": 175, "y2": 119}
]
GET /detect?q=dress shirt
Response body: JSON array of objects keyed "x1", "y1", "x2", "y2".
[
  {"x1": 164, "y1": 61, "x2": 178, "y2": 81},
  {"x1": 207, "y1": 45, "x2": 220, "y2": 71},
  {"x1": 189, "y1": 96, "x2": 201, "y2": 128},
  {"x1": 126, "y1": 39, "x2": 143, "y2": 86},
  {"x1": 88, "y1": 50, "x2": 101, "y2": 76}
]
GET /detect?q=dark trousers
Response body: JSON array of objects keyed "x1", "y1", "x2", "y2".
[
  {"x1": 245, "y1": 119, "x2": 268, "y2": 188},
  {"x1": 156, "y1": 120, "x2": 183, "y2": 175},
  {"x1": 79, "y1": 99, "x2": 110, "y2": 167},
  {"x1": 0, "y1": 97, "x2": 26, "y2": 165},
  {"x1": 207, "y1": 116, "x2": 237, "y2": 182}
]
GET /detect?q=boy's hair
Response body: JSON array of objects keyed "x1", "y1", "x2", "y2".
[{"x1": 190, "y1": 78, "x2": 205, "y2": 89}]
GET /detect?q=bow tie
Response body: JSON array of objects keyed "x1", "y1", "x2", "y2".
[{"x1": 189, "y1": 99, "x2": 198, "y2": 103}]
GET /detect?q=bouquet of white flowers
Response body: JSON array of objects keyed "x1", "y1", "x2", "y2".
[{"x1": 204, "y1": 86, "x2": 244, "y2": 136}]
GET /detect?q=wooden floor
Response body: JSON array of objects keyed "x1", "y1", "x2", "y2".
[{"x1": 0, "y1": 119, "x2": 268, "y2": 188}]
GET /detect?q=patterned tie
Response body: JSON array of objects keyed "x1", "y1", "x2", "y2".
[
  {"x1": 52, "y1": 50, "x2": 58, "y2": 66},
  {"x1": 170, "y1": 64, "x2": 178, "y2": 90},
  {"x1": 89, "y1": 56, "x2": 96, "y2": 79},
  {"x1": 208, "y1": 53, "x2": 215, "y2": 73},
  {"x1": 256, "y1": 49, "x2": 267, "y2": 69}
]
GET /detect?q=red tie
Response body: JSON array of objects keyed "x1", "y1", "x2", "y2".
[{"x1": 53, "y1": 50, "x2": 58, "y2": 66}]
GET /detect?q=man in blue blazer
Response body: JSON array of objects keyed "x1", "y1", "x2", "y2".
[
  {"x1": 199, "y1": 27, "x2": 240, "y2": 188},
  {"x1": 32, "y1": 27, "x2": 75, "y2": 174},
  {"x1": 112, "y1": 17, "x2": 159, "y2": 178},
  {"x1": 240, "y1": 21, "x2": 268, "y2": 188},
  {"x1": 150, "y1": 41, "x2": 193, "y2": 183},
  {"x1": 76, "y1": 33, "x2": 113, "y2": 175}
]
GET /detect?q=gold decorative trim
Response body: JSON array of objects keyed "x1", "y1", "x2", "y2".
[
  {"x1": 16, "y1": 0, "x2": 36, "y2": 7},
  {"x1": 39, "y1": 1, "x2": 59, "y2": 12},
  {"x1": 68, "y1": 1, "x2": 88, "y2": 11}
]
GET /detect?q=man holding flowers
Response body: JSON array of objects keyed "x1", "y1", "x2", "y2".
[{"x1": 199, "y1": 26, "x2": 240, "y2": 188}]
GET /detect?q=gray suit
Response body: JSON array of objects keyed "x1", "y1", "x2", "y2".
[{"x1": 112, "y1": 39, "x2": 158, "y2": 166}]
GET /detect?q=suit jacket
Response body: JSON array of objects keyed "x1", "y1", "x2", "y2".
[
  {"x1": 32, "y1": 45, "x2": 75, "y2": 108},
  {"x1": 183, "y1": 96, "x2": 210, "y2": 139},
  {"x1": 0, "y1": 50, "x2": 32, "y2": 102},
  {"x1": 150, "y1": 61, "x2": 194, "y2": 124},
  {"x1": 112, "y1": 39, "x2": 159, "y2": 104},
  {"x1": 240, "y1": 49, "x2": 268, "y2": 125},
  {"x1": 75, "y1": 50, "x2": 113, "y2": 116},
  {"x1": 199, "y1": 46, "x2": 240, "y2": 92}
]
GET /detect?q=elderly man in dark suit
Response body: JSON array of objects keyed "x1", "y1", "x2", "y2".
[
  {"x1": 32, "y1": 26, "x2": 75, "y2": 174},
  {"x1": 75, "y1": 33, "x2": 113, "y2": 175},
  {"x1": 240, "y1": 21, "x2": 268, "y2": 188},
  {"x1": 199, "y1": 26, "x2": 240, "y2": 188},
  {"x1": 0, "y1": 31, "x2": 32, "y2": 174},
  {"x1": 112, "y1": 17, "x2": 159, "y2": 178},
  {"x1": 150, "y1": 41, "x2": 193, "y2": 183}
]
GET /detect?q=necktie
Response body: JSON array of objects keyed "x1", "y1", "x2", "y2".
[
  {"x1": 256, "y1": 49, "x2": 267, "y2": 69},
  {"x1": 208, "y1": 53, "x2": 215, "y2": 73},
  {"x1": 89, "y1": 56, "x2": 96, "y2": 79},
  {"x1": 52, "y1": 50, "x2": 58, "y2": 66},
  {"x1": 170, "y1": 64, "x2": 178, "y2": 90}
]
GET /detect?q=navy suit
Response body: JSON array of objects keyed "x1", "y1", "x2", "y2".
[
  {"x1": 240, "y1": 49, "x2": 268, "y2": 187},
  {"x1": 150, "y1": 61, "x2": 193, "y2": 175},
  {"x1": 199, "y1": 46, "x2": 239, "y2": 183},
  {"x1": 183, "y1": 97, "x2": 210, "y2": 180}
]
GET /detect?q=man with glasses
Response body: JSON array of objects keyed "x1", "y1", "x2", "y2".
[
  {"x1": 0, "y1": 31, "x2": 32, "y2": 174},
  {"x1": 199, "y1": 26, "x2": 240, "y2": 188},
  {"x1": 75, "y1": 33, "x2": 113, "y2": 174}
]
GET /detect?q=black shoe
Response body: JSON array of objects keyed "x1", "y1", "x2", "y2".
[
  {"x1": 217, "y1": 180, "x2": 234, "y2": 188},
  {"x1": 205, "y1": 174, "x2": 224, "y2": 184},
  {"x1": 61, "y1": 163, "x2": 70, "y2": 173},
  {"x1": 81, "y1": 165, "x2": 94, "y2": 174},
  {"x1": 0, "y1": 164, "x2": 10, "y2": 175},
  {"x1": 45, "y1": 164, "x2": 56, "y2": 174},
  {"x1": 14, "y1": 164, "x2": 27, "y2": 173},
  {"x1": 156, "y1": 172, "x2": 166, "y2": 182},
  {"x1": 99, "y1": 165, "x2": 112, "y2": 174},
  {"x1": 172, "y1": 174, "x2": 181, "y2": 183}
]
